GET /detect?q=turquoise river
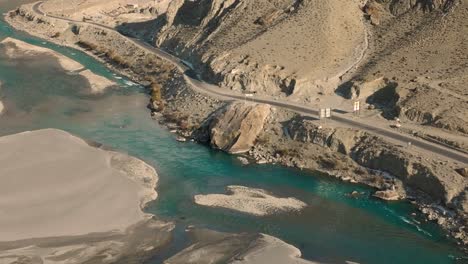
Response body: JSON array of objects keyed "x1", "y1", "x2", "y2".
[{"x1": 0, "y1": 1, "x2": 466, "y2": 263}]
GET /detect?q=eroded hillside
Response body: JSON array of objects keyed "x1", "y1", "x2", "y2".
[
  {"x1": 149, "y1": 0, "x2": 367, "y2": 100},
  {"x1": 353, "y1": 0, "x2": 468, "y2": 135}
]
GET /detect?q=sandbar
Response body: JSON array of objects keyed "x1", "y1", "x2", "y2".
[
  {"x1": 0, "y1": 37, "x2": 116, "y2": 93},
  {"x1": 194, "y1": 185, "x2": 307, "y2": 216}
]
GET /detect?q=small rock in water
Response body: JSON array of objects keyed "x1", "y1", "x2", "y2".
[
  {"x1": 373, "y1": 190, "x2": 400, "y2": 201},
  {"x1": 237, "y1": 157, "x2": 249, "y2": 165}
]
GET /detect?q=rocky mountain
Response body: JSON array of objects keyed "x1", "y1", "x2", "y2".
[
  {"x1": 141, "y1": 0, "x2": 367, "y2": 100},
  {"x1": 351, "y1": 0, "x2": 467, "y2": 134},
  {"x1": 135, "y1": 0, "x2": 466, "y2": 136}
]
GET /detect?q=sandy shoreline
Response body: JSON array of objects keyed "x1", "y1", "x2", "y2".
[
  {"x1": 0, "y1": 37, "x2": 116, "y2": 93},
  {"x1": 0, "y1": 129, "x2": 157, "y2": 241},
  {"x1": 164, "y1": 228, "x2": 321, "y2": 264},
  {"x1": 233, "y1": 234, "x2": 322, "y2": 264},
  {"x1": 194, "y1": 185, "x2": 307, "y2": 216},
  {"x1": 0, "y1": 129, "x2": 174, "y2": 263}
]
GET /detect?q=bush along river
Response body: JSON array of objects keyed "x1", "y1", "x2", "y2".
[{"x1": 0, "y1": 3, "x2": 466, "y2": 264}]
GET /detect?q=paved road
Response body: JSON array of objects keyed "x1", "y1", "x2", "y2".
[{"x1": 33, "y1": 2, "x2": 468, "y2": 164}]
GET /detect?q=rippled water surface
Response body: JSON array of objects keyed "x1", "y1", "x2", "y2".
[{"x1": 0, "y1": 2, "x2": 466, "y2": 263}]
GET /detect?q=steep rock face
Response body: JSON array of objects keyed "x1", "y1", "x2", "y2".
[
  {"x1": 287, "y1": 118, "x2": 467, "y2": 207},
  {"x1": 209, "y1": 102, "x2": 270, "y2": 154},
  {"x1": 343, "y1": 77, "x2": 391, "y2": 100},
  {"x1": 154, "y1": 0, "x2": 367, "y2": 100}
]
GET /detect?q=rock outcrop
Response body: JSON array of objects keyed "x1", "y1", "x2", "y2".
[
  {"x1": 287, "y1": 118, "x2": 467, "y2": 209},
  {"x1": 374, "y1": 189, "x2": 401, "y2": 201},
  {"x1": 209, "y1": 102, "x2": 270, "y2": 154},
  {"x1": 456, "y1": 168, "x2": 468, "y2": 178},
  {"x1": 343, "y1": 77, "x2": 393, "y2": 100}
]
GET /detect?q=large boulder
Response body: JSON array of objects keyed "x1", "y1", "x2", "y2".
[{"x1": 209, "y1": 102, "x2": 270, "y2": 154}]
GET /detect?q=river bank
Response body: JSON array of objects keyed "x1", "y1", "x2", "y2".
[
  {"x1": 4, "y1": 1, "x2": 467, "y2": 257},
  {"x1": 0, "y1": 129, "x2": 174, "y2": 263},
  {"x1": 0, "y1": 129, "x2": 321, "y2": 264}
]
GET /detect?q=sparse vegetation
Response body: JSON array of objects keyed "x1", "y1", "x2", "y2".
[{"x1": 275, "y1": 147, "x2": 300, "y2": 158}]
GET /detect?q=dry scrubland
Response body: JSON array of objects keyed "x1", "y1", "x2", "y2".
[{"x1": 353, "y1": 0, "x2": 468, "y2": 138}]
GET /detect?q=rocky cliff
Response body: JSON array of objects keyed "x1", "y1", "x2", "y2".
[
  {"x1": 287, "y1": 117, "x2": 467, "y2": 212},
  {"x1": 207, "y1": 102, "x2": 271, "y2": 154}
]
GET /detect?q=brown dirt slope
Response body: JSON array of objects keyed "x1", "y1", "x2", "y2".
[
  {"x1": 353, "y1": 0, "x2": 468, "y2": 135},
  {"x1": 151, "y1": 0, "x2": 366, "y2": 98}
]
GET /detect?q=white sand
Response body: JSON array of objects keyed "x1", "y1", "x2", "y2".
[
  {"x1": 233, "y1": 234, "x2": 322, "y2": 264},
  {"x1": 0, "y1": 37, "x2": 116, "y2": 93},
  {"x1": 79, "y1": 69, "x2": 118, "y2": 93},
  {"x1": 1, "y1": 37, "x2": 83, "y2": 71},
  {"x1": 0, "y1": 129, "x2": 158, "y2": 241},
  {"x1": 194, "y1": 185, "x2": 306, "y2": 216}
]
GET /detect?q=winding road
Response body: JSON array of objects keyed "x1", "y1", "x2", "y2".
[{"x1": 32, "y1": 1, "x2": 468, "y2": 164}]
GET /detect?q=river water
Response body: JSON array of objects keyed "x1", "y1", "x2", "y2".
[{"x1": 0, "y1": 2, "x2": 466, "y2": 263}]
